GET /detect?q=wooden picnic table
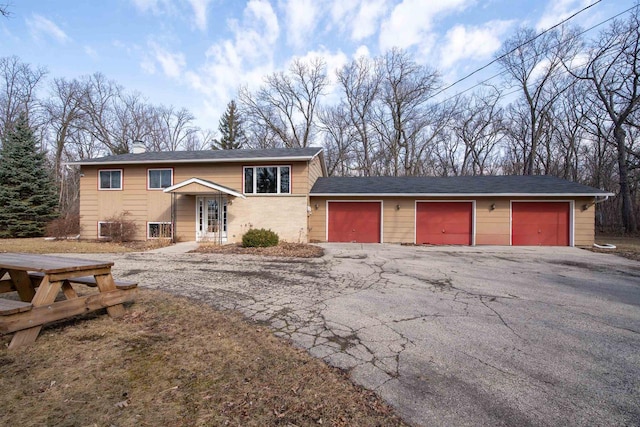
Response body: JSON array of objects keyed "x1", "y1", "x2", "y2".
[{"x1": 0, "y1": 253, "x2": 137, "y2": 349}]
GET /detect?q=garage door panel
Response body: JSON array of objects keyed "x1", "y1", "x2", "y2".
[
  {"x1": 328, "y1": 202, "x2": 381, "y2": 243},
  {"x1": 416, "y1": 202, "x2": 472, "y2": 245},
  {"x1": 512, "y1": 202, "x2": 569, "y2": 246}
]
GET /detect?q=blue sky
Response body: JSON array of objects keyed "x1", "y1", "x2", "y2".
[{"x1": 0, "y1": 0, "x2": 635, "y2": 130}]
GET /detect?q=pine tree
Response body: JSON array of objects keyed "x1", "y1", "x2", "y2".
[
  {"x1": 0, "y1": 114, "x2": 58, "y2": 237},
  {"x1": 212, "y1": 100, "x2": 246, "y2": 150}
]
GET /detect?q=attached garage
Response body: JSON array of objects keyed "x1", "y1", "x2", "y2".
[
  {"x1": 309, "y1": 175, "x2": 612, "y2": 247},
  {"x1": 512, "y1": 201, "x2": 570, "y2": 246},
  {"x1": 327, "y1": 201, "x2": 381, "y2": 243},
  {"x1": 416, "y1": 202, "x2": 473, "y2": 245}
]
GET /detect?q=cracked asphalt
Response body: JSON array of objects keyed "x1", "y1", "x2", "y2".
[{"x1": 100, "y1": 244, "x2": 639, "y2": 426}]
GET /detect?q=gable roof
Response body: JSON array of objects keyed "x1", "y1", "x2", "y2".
[
  {"x1": 310, "y1": 175, "x2": 613, "y2": 197},
  {"x1": 163, "y1": 178, "x2": 245, "y2": 198},
  {"x1": 68, "y1": 147, "x2": 324, "y2": 166}
]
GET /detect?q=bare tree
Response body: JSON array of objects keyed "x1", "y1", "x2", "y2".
[
  {"x1": 336, "y1": 56, "x2": 381, "y2": 176},
  {"x1": 239, "y1": 57, "x2": 327, "y2": 148},
  {"x1": 450, "y1": 88, "x2": 506, "y2": 175},
  {"x1": 0, "y1": 56, "x2": 47, "y2": 142},
  {"x1": 571, "y1": 8, "x2": 640, "y2": 232},
  {"x1": 318, "y1": 105, "x2": 355, "y2": 176},
  {"x1": 497, "y1": 26, "x2": 581, "y2": 175},
  {"x1": 372, "y1": 48, "x2": 443, "y2": 176},
  {"x1": 149, "y1": 105, "x2": 198, "y2": 151}
]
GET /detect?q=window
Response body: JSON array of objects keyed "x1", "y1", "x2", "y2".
[
  {"x1": 99, "y1": 169, "x2": 122, "y2": 190},
  {"x1": 98, "y1": 221, "x2": 119, "y2": 239},
  {"x1": 243, "y1": 166, "x2": 290, "y2": 194},
  {"x1": 148, "y1": 169, "x2": 173, "y2": 190},
  {"x1": 148, "y1": 222, "x2": 173, "y2": 239}
]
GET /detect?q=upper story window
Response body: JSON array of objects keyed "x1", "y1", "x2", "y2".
[
  {"x1": 148, "y1": 168, "x2": 173, "y2": 190},
  {"x1": 99, "y1": 169, "x2": 122, "y2": 190},
  {"x1": 243, "y1": 166, "x2": 290, "y2": 194}
]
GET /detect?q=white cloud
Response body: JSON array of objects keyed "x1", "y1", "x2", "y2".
[
  {"x1": 26, "y1": 14, "x2": 70, "y2": 44},
  {"x1": 282, "y1": 0, "x2": 319, "y2": 49},
  {"x1": 439, "y1": 20, "x2": 513, "y2": 69},
  {"x1": 379, "y1": 0, "x2": 471, "y2": 51},
  {"x1": 351, "y1": 0, "x2": 388, "y2": 41},
  {"x1": 84, "y1": 45, "x2": 99, "y2": 60},
  {"x1": 146, "y1": 42, "x2": 186, "y2": 79},
  {"x1": 354, "y1": 45, "x2": 371, "y2": 59},
  {"x1": 188, "y1": 0, "x2": 211, "y2": 31},
  {"x1": 183, "y1": 0, "x2": 281, "y2": 125},
  {"x1": 537, "y1": 0, "x2": 591, "y2": 31}
]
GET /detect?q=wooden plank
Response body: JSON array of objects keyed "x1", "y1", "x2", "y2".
[
  {"x1": 1, "y1": 289, "x2": 137, "y2": 334},
  {"x1": 0, "y1": 279, "x2": 15, "y2": 294},
  {"x1": 0, "y1": 299, "x2": 33, "y2": 315},
  {"x1": 61, "y1": 281, "x2": 78, "y2": 299},
  {"x1": 94, "y1": 274, "x2": 125, "y2": 317},
  {"x1": 47, "y1": 268, "x2": 112, "y2": 282},
  {"x1": 0, "y1": 253, "x2": 113, "y2": 274},
  {"x1": 9, "y1": 270, "x2": 35, "y2": 302}
]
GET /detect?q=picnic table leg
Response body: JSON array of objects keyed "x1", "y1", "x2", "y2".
[
  {"x1": 94, "y1": 273, "x2": 125, "y2": 318},
  {"x1": 8, "y1": 270, "x2": 35, "y2": 302},
  {"x1": 9, "y1": 275, "x2": 63, "y2": 350}
]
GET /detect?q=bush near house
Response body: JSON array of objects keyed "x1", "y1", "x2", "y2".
[
  {"x1": 242, "y1": 228, "x2": 279, "y2": 247},
  {"x1": 101, "y1": 211, "x2": 137, "y2": 242},
  {"x1": 46, "y1": 213, "x2": 81, "y2": 239}
]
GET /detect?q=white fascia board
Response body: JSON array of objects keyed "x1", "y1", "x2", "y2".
[
  {"x1": 66, "y1": 155, "x2": 316, "y2": 166},
  {"x1": 164, "y1": 178, "x2": 246, "y2": 199},
  {"x1": 310, "y1": 192, "x2": 615, "y2": 197}
]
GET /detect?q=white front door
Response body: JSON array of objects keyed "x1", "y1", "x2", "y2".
[{"x1": 196, "y1": 196, "x2": 227, "y2": 242}]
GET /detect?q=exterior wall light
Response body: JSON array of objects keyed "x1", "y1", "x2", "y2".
[
  {"x1": 396, "y1": 204, "x2": 401, "y2": 211},
  {"x1": 490, "y1": 203, "x2": 496, "y2": 211}
]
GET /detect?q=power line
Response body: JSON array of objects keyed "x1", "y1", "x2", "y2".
[{"x1": 431, "y1": 2, "x2": 639, "y2": 107}]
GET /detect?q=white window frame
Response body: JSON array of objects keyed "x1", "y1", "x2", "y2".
[
  {"x1": 97, "y1": 221, "x2": 120, "y2": 239},
  {"x1": 147, "y1": 168, "x2": 173, "y2": 190},
  {"x1": 243, "y1": 165, "x2": 291, "y2": 195},
  {"x1": 98, "y1": 169, "x2": 123, "y2": 190},
  {"x1": 147, "y1": 222, "x2": 173, "y2": 239}
]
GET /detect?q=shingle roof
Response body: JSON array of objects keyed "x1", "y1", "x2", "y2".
[
  {"x1": 68, "y1": 147, "x2": 323, "y2": 165},
  {"x1": 310, "y1": 175, "x2": 612, "y2": 196}
]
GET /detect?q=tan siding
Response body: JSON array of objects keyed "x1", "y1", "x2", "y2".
[
  {"x1": 79, "y1": 161, "x2": 312, "y2": 241},
  {"x1": 310, "y1": 195, "x2": 597, "y2": 246},
  {"x1": 574, "y1": 197, "x2": 595, "y2": 247},
  {"x1": 308, "y1": 155, "x2": 324, "y2": 191}
]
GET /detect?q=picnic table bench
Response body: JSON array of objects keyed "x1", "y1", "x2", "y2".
[{"x1": 0, "y1": 253, "x2": 137, "y2": 349}]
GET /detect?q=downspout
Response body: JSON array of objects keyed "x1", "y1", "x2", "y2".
[{"x1": 581, "y1": 195, "x2": 609, "y2": 211}]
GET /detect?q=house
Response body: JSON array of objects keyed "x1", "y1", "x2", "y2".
[{"x1": 70, "y1": 147, "x2": 612, "y2": 247}]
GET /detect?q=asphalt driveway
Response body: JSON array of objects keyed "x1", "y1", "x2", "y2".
[{"x1": 106, "y1": 245, "x2": 640, "y2": 426}]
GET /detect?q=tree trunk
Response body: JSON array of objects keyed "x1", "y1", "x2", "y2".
[{"x1": 614, "y1": 125, "x2": 637, "y2": 233}]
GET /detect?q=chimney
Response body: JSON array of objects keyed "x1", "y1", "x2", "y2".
[{"x1": 132, "y1": 140, "x2": 146, "y2": 154}]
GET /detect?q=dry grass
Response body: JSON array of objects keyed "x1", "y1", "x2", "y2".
[
  {"x1": 0, "y1": 238, "x2": 171, "y2": 254},
  {"x1": 590, "y1": 233, "x2": 640, "y2": 262},
  {"x1": 0, "y1": 289, "x2": 406, "y2": 427},
  {"x1": 194, "y1": 242, "x2": 325, "y2": 258}
]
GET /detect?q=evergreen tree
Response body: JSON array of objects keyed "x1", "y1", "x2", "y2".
[
  {"x1": 0, "y1": 114, "x2": 58, "y2": 237},
  {"x1": 212, "y1": 100, "x2": 246, "y2": 150}
]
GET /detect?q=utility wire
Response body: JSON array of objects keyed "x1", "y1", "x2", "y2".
[{"x1": 431, "y1": 2, "x2": 639, "y2": 107}]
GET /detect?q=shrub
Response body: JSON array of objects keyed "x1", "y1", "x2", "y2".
[
  {"x1": 242, "y1": 228, "x2": 279, "y2": 248},
  {"x1": 101, "y1": 211, "x2": 137, "y2": 243},
  {"x1": 46, "y1": 213, "x2": 81, "y2": 239}
]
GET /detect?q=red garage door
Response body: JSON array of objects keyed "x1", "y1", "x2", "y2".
[
  {"x1": 328, "y1": 202, "x2": 381, "y2": 243},
  {"x1": 416, "y1": 202, "x2": 473, "y2": 245},
  {"x1": 512, "y1": 202, "x2": 570, "y2": 246}
]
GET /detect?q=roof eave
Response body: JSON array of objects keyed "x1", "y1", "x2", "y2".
[
  {"x1": 309, "y1": 192, "x2": 615, "y2": 197},
  {"x1": 66, "y1": 154, "x2": 319, "y2": 166}
]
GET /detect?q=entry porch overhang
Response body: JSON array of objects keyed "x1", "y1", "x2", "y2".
[{"x1": 163, "y1": 178, "x2": 246, "y2": 198}]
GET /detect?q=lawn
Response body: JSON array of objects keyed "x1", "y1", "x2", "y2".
[
  {"x1": 0, "y1": 238, "x2": 168, "y2": 254},
  {"x1": 0, "y1": 289, "x2": 406, "y2": 427},
  {"x1": 592, "y1": 233, "x2": 640, "y2": 261}
]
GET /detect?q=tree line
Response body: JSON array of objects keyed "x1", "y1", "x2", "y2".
[{"x1": 0, "y1": 6, "x2": 638, "y2": 233}]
